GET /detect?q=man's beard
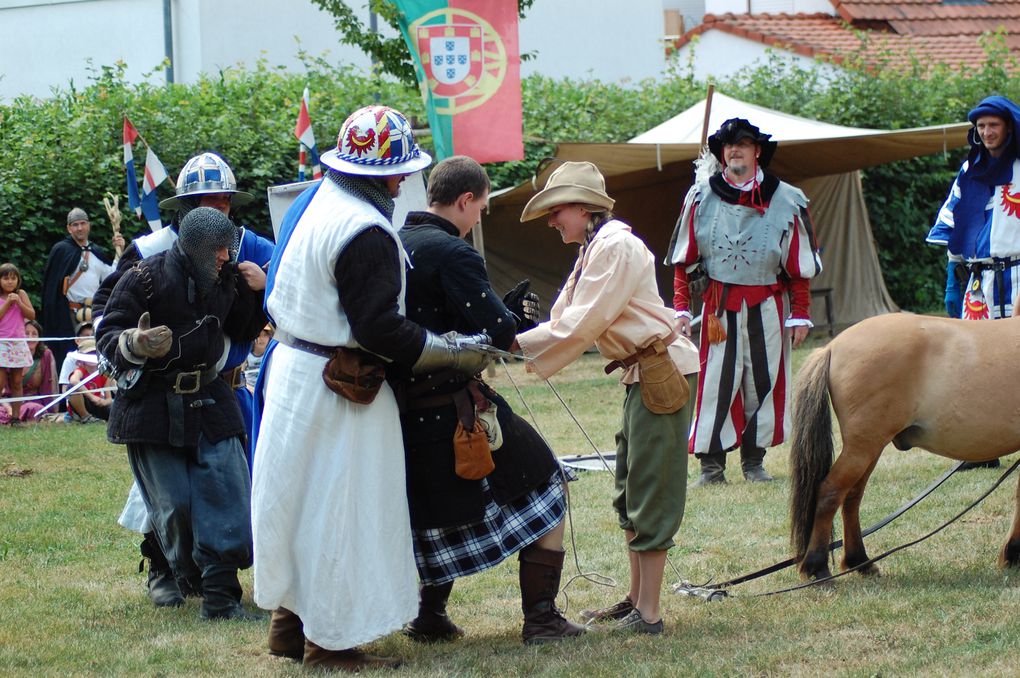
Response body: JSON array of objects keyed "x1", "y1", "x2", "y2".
[{"x1": 727, "y1": 163, "x2": 752, "y2": 180}]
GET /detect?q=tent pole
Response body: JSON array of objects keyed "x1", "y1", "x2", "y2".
[
  {"x1": 473, "y1": 211, "x2": 486, "y2": 262},
  {"x1": 701, "y1": 83, "x2": 715, "y2": 147}
]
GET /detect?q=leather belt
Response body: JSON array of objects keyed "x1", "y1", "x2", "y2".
[
  {"x1": 604, "y1": 328, "x2": 680, "y2": 375},
  {"x1": 220, "y1": 365, "x2": 244, "y2": 390},
  {"x1": 281, "y1": 336, "x2": 339, "y2": 358}
]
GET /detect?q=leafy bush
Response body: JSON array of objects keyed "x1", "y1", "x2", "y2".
[{"x1": 2, "y1": 44, "x2": 1019, "y2": 312}]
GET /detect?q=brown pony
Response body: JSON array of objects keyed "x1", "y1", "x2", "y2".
[{"x1": 789, "y1": 312, "x2": 1020, "y2": 580}]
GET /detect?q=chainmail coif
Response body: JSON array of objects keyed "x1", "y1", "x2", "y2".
[
  {"x1": 326, "y1": 168, "x2": 395, "y2": 221},
  {"x1": 176, "y1": 207, "x2": 235, "y2": 294}
]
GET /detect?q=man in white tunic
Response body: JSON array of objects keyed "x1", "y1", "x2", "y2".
[{"x1": 251, "y1": 105, "x2": 492, "y2": 672}]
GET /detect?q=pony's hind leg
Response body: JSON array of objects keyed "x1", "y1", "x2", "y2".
[
  {"x1": 999, "y1": 473, "x2": 1020, "y2": 568},
  {"x1": 799, "y1": 447, "x2": 883, "y2": 580},
  {"x1": 840, "y1": 453, "x2": 882, "y2": 576}
]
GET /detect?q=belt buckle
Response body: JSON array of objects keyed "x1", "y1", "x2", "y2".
[{"x1": 174, "y1": 370, "x2": 202, "y2": 394}]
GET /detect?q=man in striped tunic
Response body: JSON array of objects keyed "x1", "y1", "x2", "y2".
[{"x1": 667, "y1": 118, "x2": 822, "y2": 486}]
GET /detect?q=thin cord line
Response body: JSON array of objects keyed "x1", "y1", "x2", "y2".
[{"x1": 497, "y1": 359, "x2": 616, "y2": 613}]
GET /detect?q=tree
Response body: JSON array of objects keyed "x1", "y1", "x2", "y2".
[{"x1": 310, "y1": 0, "x2": 536, "y2": 88}]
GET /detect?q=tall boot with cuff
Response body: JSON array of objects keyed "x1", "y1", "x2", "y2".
[
  {"x1": 691, "y1": 452, "x2": 727, "y2": 487},
  {"x1": 740, "y1": 443, "x2": 774, "y2": 482},
  {"x1": 139, "y1": 532, "x2": 184, "y2": 608},
  {"x1": 518, "y1": 545, "x2": 587, "y2": 645},
  {"x1": 404, "y1": 581, "x2": 465, "y2": 642}
]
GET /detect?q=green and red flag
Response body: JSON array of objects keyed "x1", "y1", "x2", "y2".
[{"x1": 394, "y1": 0, "x2": 524, "y2": 163}]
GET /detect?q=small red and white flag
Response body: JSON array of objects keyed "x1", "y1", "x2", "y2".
[
  {"x1": 141, "y1": 147, "x2": 169, "y2": 232},
  {"x1": 294, "y1": 87, "x2": 322, "y2": 181}
]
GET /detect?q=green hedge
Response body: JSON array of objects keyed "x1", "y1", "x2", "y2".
[{"x1": 2, "y1": 47, "x2": 1019, "y2": 312}]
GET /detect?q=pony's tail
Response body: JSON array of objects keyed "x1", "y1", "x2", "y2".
[{"x1": 789, "y1": 346, "x2": 834, "y2": 560}]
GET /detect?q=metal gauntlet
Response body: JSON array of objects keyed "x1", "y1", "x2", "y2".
[{"x1": 412, "y1": 331, "x2": 492, "y2": 375}]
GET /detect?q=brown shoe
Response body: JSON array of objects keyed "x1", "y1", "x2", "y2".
[
  {"x1": 578, "y1": 596, "x2": 634, "y2": 623},
  {"x1": 303, "y1": 640, "x2": 402, "y2": 672},
  {"x1": 268, "y1": 608, "x2": 304, "y2": 660}
]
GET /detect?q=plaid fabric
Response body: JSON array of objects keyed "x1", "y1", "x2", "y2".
[{"x1": 413, "y1": 469, "x2": 572, "y2": 585}]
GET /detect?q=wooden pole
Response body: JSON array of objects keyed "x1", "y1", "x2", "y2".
[{"x1": 700, "y1": 83, "x2": 716, "y2": 148}]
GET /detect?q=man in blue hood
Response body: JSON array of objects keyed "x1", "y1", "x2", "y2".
[{"x1": 927, "y1": 95, "x2": 1020, "y2": 468}]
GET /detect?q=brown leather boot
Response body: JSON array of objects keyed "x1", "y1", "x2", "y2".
[
  {"x1": 302, "y1": 640, "x2": 402, "y2": 671},
  {"x1": 403, "y1": 581, "x2": 465, "y2": 642},
  {"x1": 268, "y1": 607, "x2": 304, "y2": 660},
  {"x1": 518, "y1": 545, "x2": 587, "y2": 645}
]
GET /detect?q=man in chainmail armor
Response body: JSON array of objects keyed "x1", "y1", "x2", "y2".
[
  {"x1": 97, "y1": 207, "x2": 267, "y2": 621},
  {"x1": 95, "y1": 152, "x2": 275, "y2": 610}
]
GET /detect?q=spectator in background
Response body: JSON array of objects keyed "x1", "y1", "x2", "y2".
[
  {"x1": 0, "y1": 263, "x2": 37, "y2": 426},
  {"x1": 926, "y1": 95, "x2": 1020, "y2": 470},
  {"x1": 65, "y1": 337, "x2": 110, "y2": 423},
  {"x1": 0, "y1": 319, "x2": 55, "y2": 424},
  {"x1": 58, "y1": 323, "x2": 94, "y2": 423},
  {"x1": 244, "y1": 324, "x2": 273, "y2": 393},
  {"x1": 41, "y1": 208, "x2": 122, "y2": 368}
]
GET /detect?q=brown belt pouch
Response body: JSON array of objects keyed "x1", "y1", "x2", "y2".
[
  {"x1": 636, "y1": 339, "x2": 689, "y2": 415},
  {"x1": 451, "y1": 389, "x2": 494, "y2": 480},
  {"x1": 322, "y1": 346, "x2": 386, "y2": 405}
]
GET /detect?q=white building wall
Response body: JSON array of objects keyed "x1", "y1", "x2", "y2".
[
  {"x1": 518, "y1": 0, "x2": 668, "y2": 84},
  {"x1": 0, "y1": 0, "x2": 165, "y2": 100},
  {"x1": 674, "y1": 31, "x2": 839, "y2": 82},
  {"x1": 0, "y1": 0, "x2": 675, "y2": 101},
  {"x1": 704, "y1": 0, "x2": 834, "y2": 14}
]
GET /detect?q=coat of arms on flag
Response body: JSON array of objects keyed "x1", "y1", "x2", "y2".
[
  {"x1": 412, "y1": 10, "x2": 507, "y2": 116},
  {"x1": 395, "y1": 1, "x2": 523, "y2": 163},
  {"x1": 418, "y1": 24, "x2": 485, "y2": 98}
]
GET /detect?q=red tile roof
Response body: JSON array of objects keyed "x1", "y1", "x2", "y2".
[
  {"x1": 674, "y1": 11, "x2": 1015, "y2": 71},
  {"x1": 835, "y1": 0, "x2": 1020, "y2": 31}
]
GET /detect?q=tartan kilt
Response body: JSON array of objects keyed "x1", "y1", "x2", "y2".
[{"x1": 412, "y1": 469, "x2": 569, "y2": 585}]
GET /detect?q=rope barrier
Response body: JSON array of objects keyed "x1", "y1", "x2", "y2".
[
  {"x1": 0, "y1": 385, "x2": 114, "y2": 405},
  {"x1": 0, "y1": 335, "x2": 86, "y2": 343}
]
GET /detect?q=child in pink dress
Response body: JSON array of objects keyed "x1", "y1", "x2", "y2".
[{"x1": 0, "y1": 263, "x2": 37, "y2": 425}]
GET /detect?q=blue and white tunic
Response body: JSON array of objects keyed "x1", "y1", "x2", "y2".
[{"x1": 928, "y1": 158, "x2": 1020, "y2": 319}]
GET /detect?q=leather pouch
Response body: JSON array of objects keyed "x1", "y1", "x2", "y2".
[
  {"x1": 322, "y1": 346, "x2": 386, "y2": 405},
  {"x1": 453, "y1": 420, "x2": 495, "y2": 480},
  {"x1": 636, "y1": 339, "x2": 689, "y2": 415},
  {"x1": 451, "y1": 387, "x2": 494, "y2": 479}
]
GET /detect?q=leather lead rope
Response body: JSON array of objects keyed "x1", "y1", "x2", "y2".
[{"x1": 703, "y1": 460, "x2": 968, "y2": 591}]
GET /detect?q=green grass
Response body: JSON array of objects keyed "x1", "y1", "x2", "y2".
[{"x1": 3, "y1": 349, "x2": 1020, "y2": 676}]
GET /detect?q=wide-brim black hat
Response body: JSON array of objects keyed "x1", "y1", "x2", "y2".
[{"x1": 708, "y1": 118, "x2": 778, "y2": 169}]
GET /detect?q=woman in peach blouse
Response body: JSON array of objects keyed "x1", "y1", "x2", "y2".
[{"x1": 515, "y1": 161, "x2": 699, "y2": 636}]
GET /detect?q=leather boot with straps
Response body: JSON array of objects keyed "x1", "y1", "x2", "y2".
[
  {"x1": 518, "y1": 545, "x2": 587, "y2": 645},
  {"x1": 139, "y1": 532, "x2": 184, "y2": 608},
  {"x1": 403, "y1": 581, "x2": 465, "y2": 642}
]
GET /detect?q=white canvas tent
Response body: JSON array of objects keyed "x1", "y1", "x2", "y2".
[{"x1": 481, "y1": 93, "x2": 971, "y2": 330}]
